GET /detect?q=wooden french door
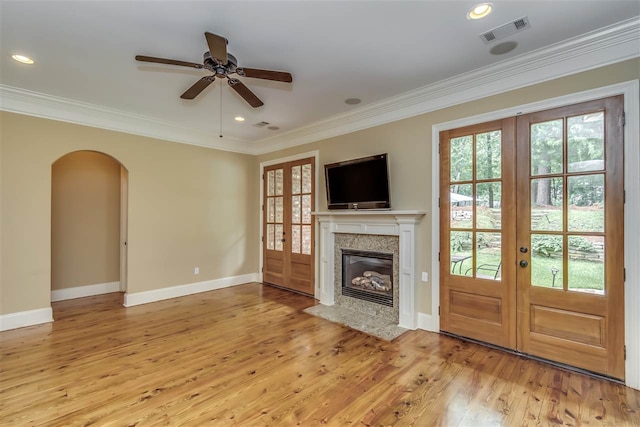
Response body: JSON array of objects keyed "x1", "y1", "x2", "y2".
[
  {"x1": 263, "y1": 158, "x2": 315, "y2": 295},
  {"x1": 440, "y1": 96, "x2": 625, "y2": 379}
]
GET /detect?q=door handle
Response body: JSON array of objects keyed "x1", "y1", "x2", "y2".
[
  {"x1": 520, "y1": 246, "x2": 528, "y2": 253},
  {"x1": 519, "y1": 260, "x2": 528, "y2": 268},
  {"x1": 281, "y1": 239, "x2": 286, "y2": 243}
]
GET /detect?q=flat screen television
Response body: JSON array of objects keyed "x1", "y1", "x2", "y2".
[{"x1": 324, "y1": 153, "x2": 391, "y2": 210}]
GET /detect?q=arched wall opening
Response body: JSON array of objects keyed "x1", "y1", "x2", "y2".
[{"x1": 51, "y1": 150, "x2": 128, "y2": 302}]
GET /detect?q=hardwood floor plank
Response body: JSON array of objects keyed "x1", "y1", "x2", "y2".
[{"x1": 1, "y1": 283, "x2": 639, "y2": 426}]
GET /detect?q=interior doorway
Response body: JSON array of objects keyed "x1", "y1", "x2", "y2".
[{"x1": 51, "y1": 150, "x2": 128, "y2": 302}]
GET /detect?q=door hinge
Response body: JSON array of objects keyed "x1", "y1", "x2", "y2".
[
  {"x1": 438, "y1": 306, "x2": 441, "y2": 315},
  {"x1": 622, "y1": 111, "x2": 626, "y2": 126},
  {"x1": 438, "y1": 197, "x2": 440, "y2": 208},
  {"x1": 261, "y1": 236, "x2": 264, "y2": 242},
  {"x1": 261, "y1": 267, "x2": 264, "y2": 273},
  {"x1": 438, "y1": 143, "x2": 441, "y2": 154},
  {"x1": 624, "y1": 190, "x2": 626, "y2": 204},
  {"x1": 438, "y1": 252, "x2": 441, "y2": 262},
  {"x1": 262, "y1": 173, "x2": 265, "y2": 180},
  {"x1": 624, "y1": 345, "x2": 627, "y2": 360},
  {"x1": 624, "y1": 268, "x2": 626, "y2": 281},
  {"x1": 262, "y1": 204, "x2": 264, "y2": 211}
]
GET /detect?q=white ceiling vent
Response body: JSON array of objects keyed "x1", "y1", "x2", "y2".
[
  {"x1": 254, "y1": 121, "x2": 270, "y2": 128},
  {"x1": 480, "y1": 16, "x2": 531, "y2": 44}
]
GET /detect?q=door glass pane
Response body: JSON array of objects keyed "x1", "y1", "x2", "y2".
[
  {"x1": 267, "y1": 224, "x2": 274, "y2": 250},
  {"x1": 568, "y1": 112, "x2": 604, "y2": 173},
  {"x1": 267, "y1": 198, "x2": 275, "y2": 223},
  {"x1": 476, "y1": 131, "x2": 501, "y2": 180},
  {"x1": 568, "y1": 235, "x2": 604, "y2": 295},
  {"x1": 302, "y1": 225, "x2": 312, "y2": 255},
  {"x1": 450, "y1": 135, "x2": 473, "y2": 182},
  {"x1": 275, "y1": 197, "x2": 283, "y2": 223},
  {"x1": 476, "y1": 182, "x2": 501, "y2": 230},
  {"x1": 292, "y1": 195, "x2": 301, "y2": 224},
  {"x1": 267, "y1": 171, "x2": 275, "y2": 196},
  {"x1": 302, "y1": 164, "x2": 312, "y2": 193},
  {"x1": 302, "y1": 194, "x2": 312, "y2": 224},
  {"x1": 568, "y1": 174, "x2": 604, "y2": 232},
  {"x1": 450, "y1": 184, "x2": 473, "y2": 229},
  {"x1": 476, "y1": 232, "x2": 501, "y2": 280},
  {"x1": 531, "y1": 119, "x2": 563, "y2": 176},
  {"x1": 275, "y1": 169, "x2": 284, "y2": 196},
  {"x1": 531, "y1": 178, "x2": 563, "y2": 231},
  {"x1": 275, "y1": 224, "x2": 283, "y2": 251},
  {"x1": 450, "y1": 231, "x2": 473, "y2": 277},
  {"x1": 531, "y1": 234, "x2": 563, "y2": 289},
  {"x1": 292, "y1": 225, "x2": 301, "y2": 254},
  {"x1": 292, "y1": 166, "x2": 301, "y2": 195}
]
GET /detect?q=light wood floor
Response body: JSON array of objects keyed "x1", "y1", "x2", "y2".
[{"x1": 1, "y1": 283, "x2": 638, "y2": 426}]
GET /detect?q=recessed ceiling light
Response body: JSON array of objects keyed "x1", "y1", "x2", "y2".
[
  {"x1": 234, "y1": 116, "x2": 245, "y2": 122},
  {"x1": 345, "y1": 98, "x2": 361, "y2": 105},
  {"x1": 467, "y1": 3, "x2": 493, "y2": 20},
  {"x1": 11, "y1": 54, "x2": 34, "y2": 64}
]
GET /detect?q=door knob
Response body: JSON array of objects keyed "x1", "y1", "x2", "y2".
[
  {"x1": 281, "y1": 238, "x2": 286, "y2": 243},
  {"x1": 520, "y1": 246, "x2": 528, "y2": 253},
  {"x1": 519, "y1": 260, "x2": 528, "y2": 268}
]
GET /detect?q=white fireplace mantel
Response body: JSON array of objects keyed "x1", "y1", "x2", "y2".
[{"x1": 314, "y1": 210, "x2": 426, "y2": 329}]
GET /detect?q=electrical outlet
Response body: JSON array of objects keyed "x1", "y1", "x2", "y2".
[
  {"x1": 194, "y1": 267, "x2": 199, "y2": 275},
  {"x1": 421, "y1": 272, "x2": 428, "y2": 282}
]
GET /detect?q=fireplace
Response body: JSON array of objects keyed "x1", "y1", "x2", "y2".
[{"x1": 342, "y1": 249, "x2": 393, "y2": 307}]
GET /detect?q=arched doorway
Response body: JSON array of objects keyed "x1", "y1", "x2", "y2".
[{"x1": 51, "y1": 151, "x2": 128, "y2": 301}]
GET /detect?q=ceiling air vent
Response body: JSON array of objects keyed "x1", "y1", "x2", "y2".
[
  {"x1": 254, "y1": 121, "x2": 270, "y2": 128},
  {"x1": 480, "y1": 16, "x2": 531, "y2": 44}
]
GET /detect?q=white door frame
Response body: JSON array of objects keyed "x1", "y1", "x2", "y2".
[
  {"x1": 430, "y1": 80, "x2": 640, "y2": 390},
  {"x1": 259, "y1": 150, "x2": 321, "y2": 299},
  {"x1": 120, "y1": 165, "x2": 128, "y2": 293}
]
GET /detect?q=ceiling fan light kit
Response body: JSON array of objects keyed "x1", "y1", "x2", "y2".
[{"x1": 135, "y1": 32, "x2": 293, "y2": 108}]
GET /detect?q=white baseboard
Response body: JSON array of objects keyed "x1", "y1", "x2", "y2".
[
  {"x1": 123, "y1": 273, "x2": 259, "y2": 307},
  {"x1": 51, "y1": 281, "x2": 120, "y2": 302},
  {"x1": 0, "y1": 307, "x2": 54, "y2": 331},
  {"x1": 418, "y1": 312, "x2": 438, "y2": 332}
]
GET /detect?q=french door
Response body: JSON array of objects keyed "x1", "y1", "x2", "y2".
[
  {"x1": 263, "y1": 158, "x2": 315, "y2": 295},
  {"x1": 440, "y1": 96, "x2": 625, "y2": 379}
]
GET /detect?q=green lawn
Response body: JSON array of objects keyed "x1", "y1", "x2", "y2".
[{"x1": 451, "y1": 250, "x2": 604, "y2": 293}]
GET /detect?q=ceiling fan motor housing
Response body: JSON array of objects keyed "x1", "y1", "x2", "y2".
[{"x1": 204, "y1": 51, "x2": 237, "y2": 76}]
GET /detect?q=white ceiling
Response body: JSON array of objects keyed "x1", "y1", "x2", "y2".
[{"x1": 1, "y1": 1, "x2": 639, "y2": 153}]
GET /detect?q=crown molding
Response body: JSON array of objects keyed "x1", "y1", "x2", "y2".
[
  {"x1": 1, "y1": 18, "x2": 638, "y2": 156},
  {"x1": 252, "y1": 17, "x2": 640, "y2": 155},
  {"x1": 0, "y1": 85, "x2": 256, "y2": 154}
]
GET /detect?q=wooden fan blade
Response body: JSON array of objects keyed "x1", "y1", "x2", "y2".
[
  {"x1": 181, "y1": 76, "x2": 215, "y2": 99},
  {"x1": 237, "y1": 68, "x2": 292, "y2": 83},
  {"x1": 205, "y1": 32, "x2": 228, "y2": 64},
  {"x1": 135, "y1": 55, "x2": 203, "y2": 69},
  {"x1": 227, "y1": 78, "x2": 263, "y2": 108}
]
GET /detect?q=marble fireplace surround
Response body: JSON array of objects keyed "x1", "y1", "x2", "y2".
[{"x1": 315, "y1": 211, "x2": 426, "y2": 330}]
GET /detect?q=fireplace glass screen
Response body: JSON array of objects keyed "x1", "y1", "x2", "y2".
[{"x1": 342, "y1": 249, "x2": 393, "y2": 306}]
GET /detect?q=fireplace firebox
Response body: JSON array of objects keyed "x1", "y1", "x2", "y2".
[{"x1": 342, "y1": 249, "x2": 393, "y2": 307}]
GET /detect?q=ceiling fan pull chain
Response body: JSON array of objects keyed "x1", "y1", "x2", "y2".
[{"x1": 219, "y1": 83, "x2": 223, "y2": 138}]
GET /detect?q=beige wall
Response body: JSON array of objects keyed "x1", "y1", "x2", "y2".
[
  {"x1": 0, "y1": 114, "x2": 259, "y2": 314},
  {"x1": 51, "y1": 151, "x2": 121, "y2": 290},
  {"x1": 1, "y1": 59, "x2": 637, "y2": 317},
  {"x1": 257, "y1": 58, "x2": 640, "y2": 314}
]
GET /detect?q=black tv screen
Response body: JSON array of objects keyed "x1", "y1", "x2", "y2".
[{"x1": 324, "y1": 154, "x2": 391, "y2": 210}]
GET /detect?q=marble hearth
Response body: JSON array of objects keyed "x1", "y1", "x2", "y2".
[{"x1": 314, "y1": 210, "x2": 426, "y2": 330}]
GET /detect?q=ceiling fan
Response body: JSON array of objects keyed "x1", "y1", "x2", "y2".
[{"x1": 135, "y1": 32, "x2": 292, "y2": 108}]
